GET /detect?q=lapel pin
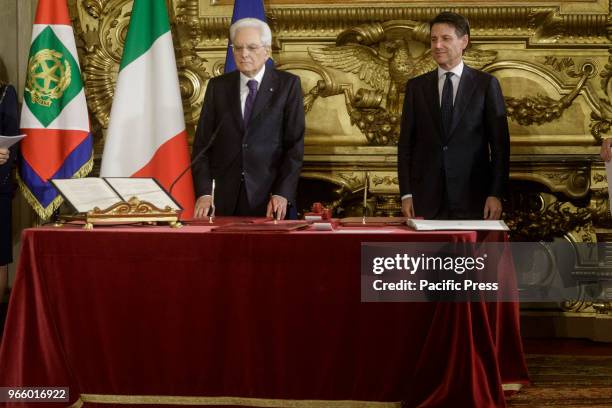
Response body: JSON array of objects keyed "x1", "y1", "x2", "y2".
[{"x1": 270, "y1": 88, "x2": 274, "y2": 92}]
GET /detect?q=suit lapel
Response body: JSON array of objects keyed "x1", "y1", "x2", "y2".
[
  {"x1": 249, "y1": 67, "x2": 277, "y2": 125},
  {"x1": 424, "y1": 70, "x2": 443, "y2": 142},
  {"x1": 448, "y1": 65, "x2": 477, "y2": 139},
  {"x1": 228, "y1": 71, "x2": 244, "y2": 133}
]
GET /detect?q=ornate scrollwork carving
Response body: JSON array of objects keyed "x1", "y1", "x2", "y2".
[
  {"x1": 591, "y1": 110, "x2": 612, "y2": 143},
  {"x1": 592, "y1": 92, "x2": 612, "y2": 143},
  {"x1": 197, "y1": 5, "x2": 608, "y2": 46},
  {"x1": 307, "y1": 21, "x2": 497, "y2": 146},
  {"x1": 174, "y1": 0, "x2": 203, "y2": 48},
  {"x1": 336, "y1": 172, "x2": 362, "y2": 191},
  {"x1": 374, "y1": 195, "x2": 402, "y2": 217},
  {"x1": 505, "y1": 62, "x2": 594, "y2": 126},
  {"x1": 592, "y1": 302, "x2": 612, "y2": 314},
  {"x1": 544, "y1": 56, "x2": 583, "y2": 78},
  {"x1": 562, "y1": 293, "x2": 612, "y2": 315},
  {"x1": 81, "y1": 0, "x2": 103, "y2": 19},
  {"x1": 176, "y1": 54, "x2": 210, "y2": 128},
  {"x1": 593, "y1": 173, "x2": 606, "y2": 184},
  {"x1": 562, "y1": 298, "x2": 595, "y2": 313},
  {"x1": 80, "y1": 0, "x2": 132, "y2": 131},
  {"x1": 371, "y1": 175, "x2": 398, "y2": 187},
  {"x1": 590, "y1": 189, "x2": 612, "y2": 227},
  {"x1": 505, "y1": 200, "x2": 592, "y2": 241},
  {"x1": 591, "y1": 41, "x2": 612, "y2": 142}
]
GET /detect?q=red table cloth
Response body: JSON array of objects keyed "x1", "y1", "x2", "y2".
[{"x1": 0, "y1": 221, "x2": 528, "y2": 407}]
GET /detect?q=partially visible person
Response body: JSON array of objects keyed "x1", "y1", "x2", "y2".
[
  {"x1": 600, "y1": 138, "x2": 612, "y2": 162},
  {"x1": 192, "y1": 18, "x2": 305, "y2": 220},
  {"x1": 0, "y1": 81, "x2": 19, "y2": 301}
]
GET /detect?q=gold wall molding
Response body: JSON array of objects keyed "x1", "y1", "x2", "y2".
[{"x1": 191, "y1": 2, "x2": 609, "y2": 46}]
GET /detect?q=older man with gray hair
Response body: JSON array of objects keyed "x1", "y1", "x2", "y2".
[{"x1": 192, "y1": 18, "x2": 305, "y2": 219}]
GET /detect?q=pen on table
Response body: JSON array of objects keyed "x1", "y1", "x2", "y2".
[{"x1": 209, "y1": 179, "x2": 216, "y2": 223}]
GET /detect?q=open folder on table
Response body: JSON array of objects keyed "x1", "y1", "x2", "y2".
[
  {"x1": 51, "y1": 177, "x2": 181, "y2": 214},
  {"x1": 407, "y1": 219, "x2": 509, "y2": 231}
]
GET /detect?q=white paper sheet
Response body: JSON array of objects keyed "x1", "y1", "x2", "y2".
[
  {"x1": 0, "y1": 134, "x2": 26, "y2": 149},
  {"x1": 52, "y1": 178, "x2": 122, "y2": 213},
  {"x1": 105, "y1": 177, "x2": 180, "y2": 211},
  {"x1": 407, "y1": 219, "x2": 509, "y2": 231}
]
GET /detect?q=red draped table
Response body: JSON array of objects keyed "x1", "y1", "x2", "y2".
[{"x1": 0, "y1": 220, "x2": 528, "y2": 407}]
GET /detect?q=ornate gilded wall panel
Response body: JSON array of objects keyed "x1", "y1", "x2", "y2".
[{"x1": 71, "y1": 1, "x2": 612, "y2": 240}]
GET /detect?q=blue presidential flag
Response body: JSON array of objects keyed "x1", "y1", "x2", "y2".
[{"x1": 224, "y1": 0, "x2": 274, "y2": 73}]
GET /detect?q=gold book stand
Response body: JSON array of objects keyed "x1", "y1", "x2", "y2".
[{"x1": 58, "y1": 197, "x2": 182, "y2": 229}]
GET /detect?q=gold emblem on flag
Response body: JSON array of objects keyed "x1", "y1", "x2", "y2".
[{"x1": 26, "y1": 49, "x2": 72, "y2": 107}]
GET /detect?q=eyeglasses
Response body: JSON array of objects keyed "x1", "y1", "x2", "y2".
[{"x1": 231, "y1": 44, "x2": 266, "y2": 53}]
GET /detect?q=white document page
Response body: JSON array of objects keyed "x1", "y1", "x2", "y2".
[
  {"x1": 407, "y1": 219, "x2": 509, "y2": 231},
  {"x1": 104, "y1": 178, "x2": 180, "y2": 211},
  {"x1": 0, "y1": 134, "x2": 26, "y2": 149},
  {"x1": 52, "y1": 178, "x2": 122, "y2": 213}
]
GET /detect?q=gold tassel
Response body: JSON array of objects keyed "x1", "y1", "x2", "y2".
[{"x1": 16, "y1": 153, "x2": 94, "y2": 220}]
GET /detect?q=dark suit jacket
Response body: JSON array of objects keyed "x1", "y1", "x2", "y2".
[
  {"x1": 398, "y1": 65, "x2": 510, "y2": 219},
  {"x1": 0, "y1": 84, "x2": 18, "y2": 266},
  {"x1": 192, "y1": 67, "x2": 305, "y2": 216},
  {"x1": 0, "y1": 85, "x2": 19, "y2": 197}
]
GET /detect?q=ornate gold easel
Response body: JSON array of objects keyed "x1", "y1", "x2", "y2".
[{"x1": 57, "y1": 197, "x2": 182, "y2": 229}]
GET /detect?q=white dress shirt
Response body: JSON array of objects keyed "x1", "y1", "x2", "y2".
[
  {"x1": 437, "y1": 61, "x2": 464, "y2": 106},
  {"x1": 239, "y1": 65, "x2": 266, "y2": 116}
]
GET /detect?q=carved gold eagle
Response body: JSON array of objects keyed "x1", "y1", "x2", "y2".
[{"x1": 309, "y1": 35, "x2": 497, "y2": 113}]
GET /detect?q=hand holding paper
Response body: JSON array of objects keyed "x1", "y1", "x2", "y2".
[{"x1": 0, "y1": 134, "x2": 26, "y2": 150}]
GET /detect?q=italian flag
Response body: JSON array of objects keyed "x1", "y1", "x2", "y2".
[
  {"x1": 100, "y1": 0, "x2": 194, "y2": 218},
  {"x1": 18, "y1": 0, "x2": 93, "y2": 219}
]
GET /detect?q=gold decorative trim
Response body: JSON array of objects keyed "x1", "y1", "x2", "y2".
[
  {"x1": 58, "y1": 196, "x2": 182, "y2": 229},
  {"x1": 68, "y1": 394, "x2": 400, "y2": 407},
  {"x1": 16, "y1": 154, "x2": 94, "y2": 221},
  {"x1": 510, "y1": 169, "x2": 589, "y2": 198},
  {"x1": 505, "y1": 62, "x2": 595, "y2": 126},
  {"x1": 194, "y1": 5, "x2": 609, "y2": 46}
]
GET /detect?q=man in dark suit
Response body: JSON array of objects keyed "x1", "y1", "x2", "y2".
[
  {"x1": 192, "y1": 18, "x2": 305, "y2": 219},
  {"x1": 398, "y1": 12, "x2": 510, "y2": 220}
]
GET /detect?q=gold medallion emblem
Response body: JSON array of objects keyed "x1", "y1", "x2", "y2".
[{"x1": 26, "y1": 49, "x2": 72, "y2": 107}]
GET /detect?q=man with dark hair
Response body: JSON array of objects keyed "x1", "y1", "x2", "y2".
[
  {"x1": 430, "y1": 11, "x2": 471, "y2": 37},
  {"x1": 398, "y1": 11, "x2": 510, "y2": 220}
]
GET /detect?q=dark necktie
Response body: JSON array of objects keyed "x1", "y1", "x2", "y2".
[
  {"x1": 440, "y1": 72, "x2": 454, "y2": 140},
  {"x1": 243, "y1": 79, "x2": 258, "y2": 127}
]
